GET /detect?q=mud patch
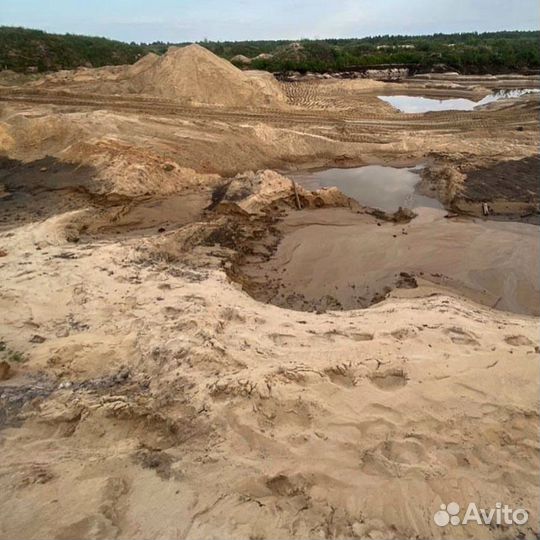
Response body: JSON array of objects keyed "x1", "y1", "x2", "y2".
[
  {"x1": 464, "y1": 156, "x2": 539, "y2": 203},
  {"x1": 453, "y1": 156, "x2": 540, "y2": 221},
  {"x1": 0, "y1": 377, "x2": 57, "y2": 429},
  {"x1": 0, "y1": 157, "x2": 99, "y2": 232},
  {"x1": 235, "y1": 206, "x2": 539, "y2": 316},
  {"x1": 504, "y1": 335, "x2": 534, "y2": 347}
]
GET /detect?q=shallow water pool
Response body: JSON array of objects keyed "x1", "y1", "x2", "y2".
[
  {"x1": 378, "y1": 88, "x2": 540, "y2": 113},
  {"x1": 290, "y1": 165, "x2": 441, "y2": 212}
]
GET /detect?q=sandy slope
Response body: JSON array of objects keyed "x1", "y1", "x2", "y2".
[{"x1": 0, "y1": 210, "x2": 538, "y2": 539}]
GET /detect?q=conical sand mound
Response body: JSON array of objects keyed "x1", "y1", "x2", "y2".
[
  {"x1": 124, "y1": 52, "x2": 160, "y2": 77},
  {"x1": 28, "y1": 44, "x2": 286, "y2": 108},
  {"x1": 124, "y1": 44, "x2": 286, "y2": 108}
]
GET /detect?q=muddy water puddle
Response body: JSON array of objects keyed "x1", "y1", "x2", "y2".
[
  {"x1": 378, "y1": 88, "x2": 540, "y2": 113},
  {"x1": 240, "y1": 207, "x2": 540, "y2": 316},
  {"x1": 290, "y1": 165, "x2": 441, "y2": 212}
]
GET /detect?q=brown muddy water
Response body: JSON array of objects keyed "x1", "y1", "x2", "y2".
[{"x1": 240, "y1": 207, "x2": 540, "y2": 316}]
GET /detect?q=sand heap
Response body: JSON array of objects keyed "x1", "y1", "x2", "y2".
[
  {"x1": 28, "y1": 45, "x2": 286, "y2": 108},
  {"x1": 230, "y1": 54, "x2": 252, "y2": 65},
  {"x1": 215, "y1": 169, "x2": 356, "y2": 216},
  {"x1": 123, "y1": 52, "x2": 160, "y2": 78},
  {"x1": 122, "y1": 44, "x2": 286, "y2": 108}
]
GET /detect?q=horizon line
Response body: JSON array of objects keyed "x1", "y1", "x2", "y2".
[{"x1": 2, "y1": 25, "x2": 539, "y2": 46}]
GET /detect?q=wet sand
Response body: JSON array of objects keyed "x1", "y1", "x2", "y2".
[{"x1": 241, "y1": 207, "x2": 540, "y2": 315}]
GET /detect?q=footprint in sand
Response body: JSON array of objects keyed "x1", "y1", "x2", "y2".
[
  {"x1": 325, "y1": 365, "x2": 358, "y2": 388},
  {"x1": 265, "y1": 474, "x2": 303, "y2": 497},
  {"x1": 445, "y1": 326, "x2": 480, "y2": 346},
  {"x1": 268, "y1": 333, "x2": 296, "y2": 346},
  {"x1": 369, "y1": 368, "x2": 408, "y2": 390},
  {"x1": 390, "y1": 328, "x2": 416, "y2": 340},
  {"x1": 350, "y1": 332, "x2": 374, "y2": 342},
  {"x1": 219, "y1": 307, "x2": 246, "y2": 324},
  {"x1": 504, "y1": 335, "x2": 534, "y2": 347},
  {"x1": 323, "y1": 330, "x2": 374, "y2": 342},
  {"x1": 360, "y1": 438, "x2": 434, "y2": 478}
]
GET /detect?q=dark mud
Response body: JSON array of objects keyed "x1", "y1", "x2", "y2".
[
  {"x1": 464, "y1": 156, "x2": 540, "y2": 202},
  {"x1": 0, "y1": 156, "x2": 100, "y2": 231},
  {"x1": 0, "y1": 156, "x2": 213, "y2": 239}
]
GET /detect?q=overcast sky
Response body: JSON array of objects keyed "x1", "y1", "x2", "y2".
[{"x1": 1, "y1": 0, "x2": 538, "y2": 42}]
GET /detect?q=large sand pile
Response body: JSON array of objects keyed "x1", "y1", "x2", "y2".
[
  {"x1": 28, "y1": 45, "x2": 286, "y2": 108},
  {"x1": 122, "y1": 44, "x2": 286, "y2": 108}
]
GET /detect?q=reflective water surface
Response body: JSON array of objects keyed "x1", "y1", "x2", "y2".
[
  {"x1": 378, "y1": 88, "x2": 540, "y2": 113},
  {"x1": 290, "y1": 165, "x2": 442, "y2": 212}
]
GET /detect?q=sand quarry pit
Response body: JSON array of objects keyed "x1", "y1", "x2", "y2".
[{"x1": 0, "y1": 45, "x2": 539, "y2": 540}]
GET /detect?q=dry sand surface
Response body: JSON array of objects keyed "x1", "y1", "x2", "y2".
[{"x1": 0, "y1": 46, "x2": 539, "y2": 540}]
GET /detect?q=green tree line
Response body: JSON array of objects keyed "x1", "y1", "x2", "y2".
[{"x1": 1, "y1": 26, "x2": 538, "y2": 75}]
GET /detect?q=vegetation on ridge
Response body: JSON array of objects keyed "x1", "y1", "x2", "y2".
[{"x1": 1, "y1": 26, "x2": 539, "y2": 74}]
